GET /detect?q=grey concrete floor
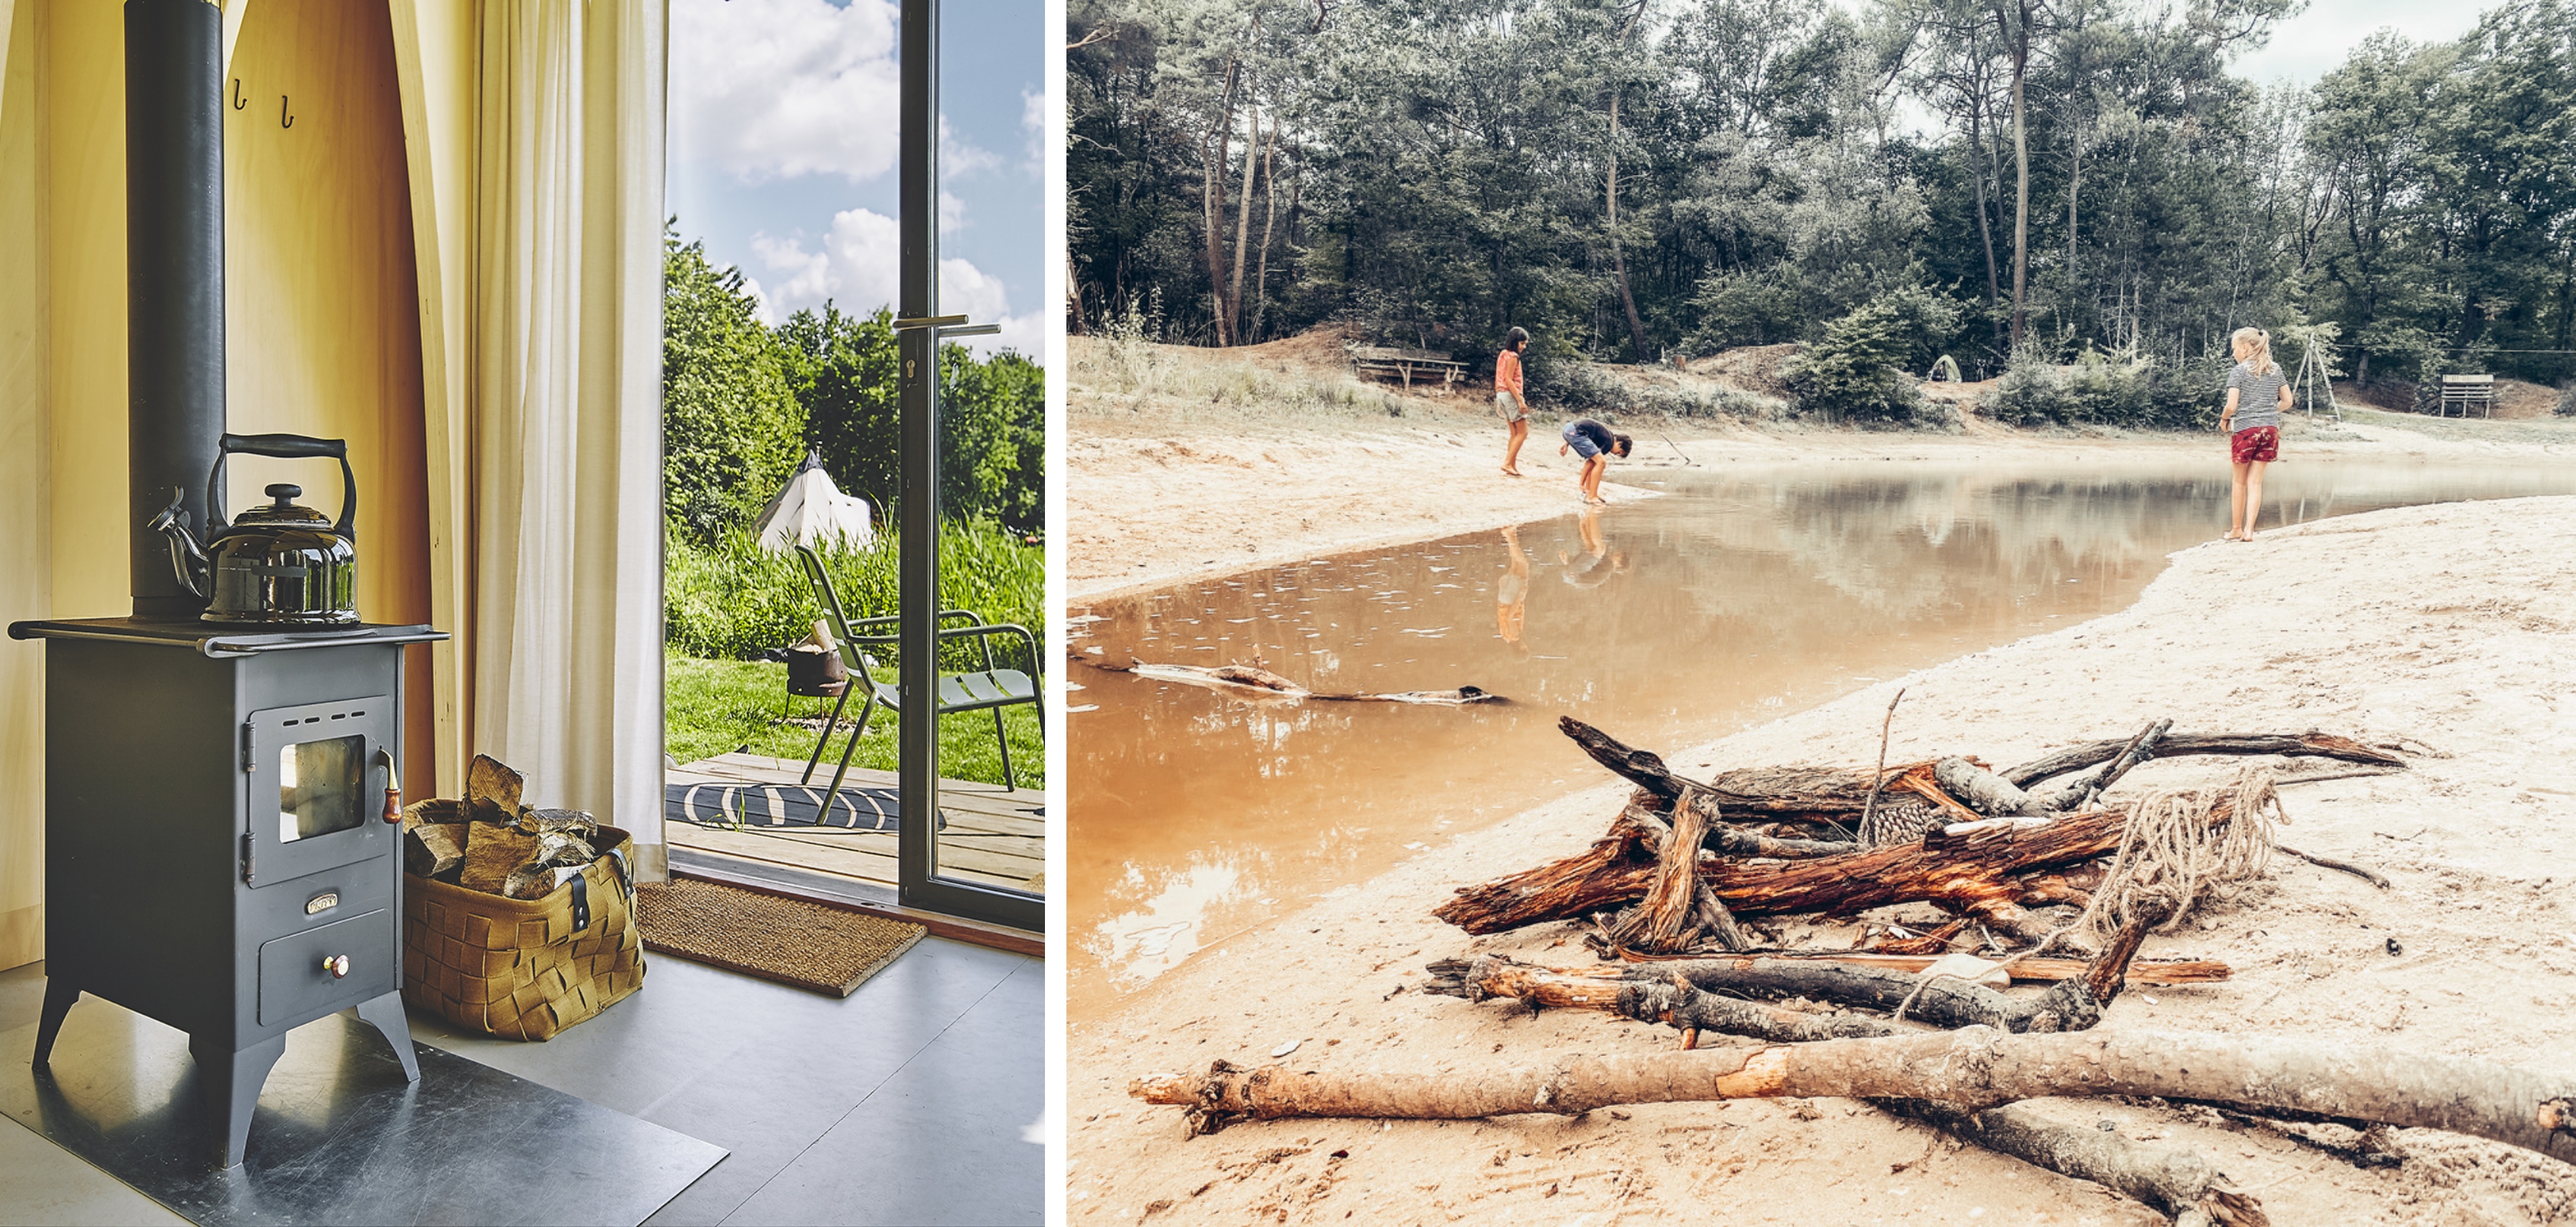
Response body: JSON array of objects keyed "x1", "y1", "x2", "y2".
[{"x1": 0, "y1": 937, "x2": 1043, "y2": 1225}]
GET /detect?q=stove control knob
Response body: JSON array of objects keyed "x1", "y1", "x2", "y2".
[{"x1": 323, "y1": 954, "x2": 350, "y2": 979}]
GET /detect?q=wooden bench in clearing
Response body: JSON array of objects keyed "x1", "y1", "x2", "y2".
[
  {"x1": 2440, "y1": 373, "x2": 2496, "y2": 418},
  {"x1": 1350, "y1": 345, "x2": 1468, "y2": 391}
]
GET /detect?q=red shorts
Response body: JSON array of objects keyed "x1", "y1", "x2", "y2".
[{"x1": 2231, "y1": 426, "x2": 2279, "y2": 464}]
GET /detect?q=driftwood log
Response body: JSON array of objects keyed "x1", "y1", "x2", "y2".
[
  {"x1": 1434, "y1": 795, "x2": 2212, "y2": 937},
  {"x1": 1429, "y1": 953, "x2": 2110, "y2": 1035},
  {"x1": 1632, "y1": 950, "x2": 2229, "y2": 985},
  {"x1": 2002, "y1": 732, "x2": 2404, "y2": 788},
  {"x1": 1559, "y1": 719, "x2": 2403, "y2": 820},
  {"x1": 1881, "y1": 1099, "x2": 2269, "y2": 1227},
  {"x1": 1105, "y1": 660, "x2": 1502, "y2": 705},
  {"x1": 1132, "y1": 1029, "x2": 2576, "y2": 1169}
]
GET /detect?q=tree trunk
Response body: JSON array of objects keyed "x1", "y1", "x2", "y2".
[
  {"x1": 2005, "y1": 2, "x2": 2031, "y2": 352},
  {"x1": 1228, "y1": 97, "x2": 1262, "y2": 345},
  {"x1": 1608, "y1": 93, "x2": 1651, "y2": 363},
  {"x1": 1968, "y1": 89, "x2": 2006, "y2": 355},
  {"x1": 1254, "y1": 123, "x2": 1280, "y2": 342},
  {"x1": 1132, "y1": 1031, "x2": 2576, "y2": 1170},
  {"x1": 1202, "y1": 59, "x2": 1238, "y2": 347},
  {"x1": 2065, "y1": 120, "x2": 2082, "y2": 317}
]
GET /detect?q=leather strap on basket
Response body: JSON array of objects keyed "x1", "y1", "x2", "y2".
[{"x1": 570, "y1": 874, "x2": 590, "y2": 933}]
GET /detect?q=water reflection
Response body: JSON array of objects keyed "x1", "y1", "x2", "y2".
[{"x1": 1068, "y1": 459, "x2": 2576, "y2": 1012}]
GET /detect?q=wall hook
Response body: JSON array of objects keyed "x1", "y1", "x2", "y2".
[
  {"x1": 280, "y1": 95, "x2": 294, "y2": 129},
  {"x1": 232, "y1": 78, "x2": 245, "y2": 110}
]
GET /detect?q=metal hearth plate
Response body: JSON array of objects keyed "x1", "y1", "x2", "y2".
[{"x1": 0, "y1": 1006, "x2": 726, "y2": 1226}]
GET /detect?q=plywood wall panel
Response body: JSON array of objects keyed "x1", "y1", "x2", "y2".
[
  {"x1": 224, "y1": 0, "x2": 435, "y2": 780},
  {"x1": 0, "y1": 0, "x2": 48, "y2": 972}
]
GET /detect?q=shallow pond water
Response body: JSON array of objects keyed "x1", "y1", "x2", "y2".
[{"x1": 1066, "y1": 458, "x2": 2576, "y2": 1012}]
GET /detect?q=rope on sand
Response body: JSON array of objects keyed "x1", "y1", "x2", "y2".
[{"x1": 2077, "y1": 767, "x2": 2285, "y2": 941}]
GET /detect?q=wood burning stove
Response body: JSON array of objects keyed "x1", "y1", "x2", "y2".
[
  {"x1": 4, "y1": 0, "x2": 447, "y2": 1170},
  {"x1": 5, "y1": 620, "x2": 445, "y2": 1169}
]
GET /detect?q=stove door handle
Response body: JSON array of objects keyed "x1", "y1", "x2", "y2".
[
  {"x1": 376, "y1": 747, "x2": 402, "y2": 824},
  {"x1": 322, "y1": 954, "x2": 350, "y2": 979}
]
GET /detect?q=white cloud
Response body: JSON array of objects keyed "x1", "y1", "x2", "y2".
[
  {"x1": 941, "y1": 113, "x2": 1001, "y2": 179},
  {"x1": 1020, "y1": 87, "x2": 1044, "y2": 177},
  {"x1": 748, "y1": 208, "x2": 1040, "y2": 361},
  {"x1": 938, "y1": 257, "x2": 1044, "y2": 361},
  {"x1": 671, "y1": 0, "x2": 902, "y2": 182},
  {"x1": 2232, "y1": 2, "x2": 2486, "y2": 87}
]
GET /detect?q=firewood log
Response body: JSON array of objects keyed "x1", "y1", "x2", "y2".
[
  {"x1": 403, "y1": 823, "x2": 469, "y2": 880},
  {"x1": 465, "y1": 753, "x2": 525, "y2": 825},
  {"x1": 459, "y1": 825, "x2": 539, "y2": 895}
]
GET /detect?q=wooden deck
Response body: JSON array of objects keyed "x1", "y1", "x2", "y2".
[{"x1": 666, "y1": 753, "x2": 1046, "y2": 896}]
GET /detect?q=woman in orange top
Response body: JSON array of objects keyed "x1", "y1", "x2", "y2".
[{"x1": 1495, "y1": 327, "x2": 1531, "y2": 475}]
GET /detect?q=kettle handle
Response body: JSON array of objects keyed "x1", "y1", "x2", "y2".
[{"x1": 206, "y1": 433, "x2": 356, "y2": 541}]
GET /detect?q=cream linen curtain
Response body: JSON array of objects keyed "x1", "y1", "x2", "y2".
[{"x1": 468, "y1": 0, "x2": 665, "y2": 860}]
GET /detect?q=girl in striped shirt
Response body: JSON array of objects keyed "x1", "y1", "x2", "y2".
[{"x1": 2222, "y1": 327, "x2": 2293, "y2": 541}]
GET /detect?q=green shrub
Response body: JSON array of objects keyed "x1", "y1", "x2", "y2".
[
  {"x1": 663, "y1": 235, "x2": 807, "y2": 542},
  {"x1": 1783, "y1": 288, "x2": 1962, "y2": 423},
  {"x1": 1684, "y1": 268, "x2": 1805, "y2": 354},
  {"x1": 775, "y1": 307, "x2": 1046, "y2": 535},
  {"x1": 1981, "y1": 350, "x2": 2225, "y2": 429},
  {"x1": 665, "y1": 521, "x2": 1044, "y2": 669}
]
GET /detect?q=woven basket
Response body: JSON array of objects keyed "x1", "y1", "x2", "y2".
[{"x1": 401, "y1": 814, "x2": 646, "y2": 1041}]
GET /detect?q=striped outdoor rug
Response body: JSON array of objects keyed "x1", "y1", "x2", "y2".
[{"x1": 664, "y1": 780, "x2": 900, "y2": 831}]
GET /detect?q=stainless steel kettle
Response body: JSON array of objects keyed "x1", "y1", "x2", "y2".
[{"x1": 148, "y1": 432, "x2": 360, "y2": 626}]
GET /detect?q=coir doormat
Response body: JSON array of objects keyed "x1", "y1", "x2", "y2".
[{"x1": 636, "y1": 879, "x2": 925, "y2": 997}]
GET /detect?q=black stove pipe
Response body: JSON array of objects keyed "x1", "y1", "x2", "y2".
[{"x1": 125, "y1": 0, "x2": 225, "y2": 620}]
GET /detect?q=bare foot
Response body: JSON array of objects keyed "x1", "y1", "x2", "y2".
[{"x1": 1501, "y1": 468, "x2": 1523, "y2": 477}]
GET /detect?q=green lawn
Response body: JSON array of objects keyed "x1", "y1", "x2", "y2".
[{"x1": 664, "y1": 650, "x2": 1046, "y2": 790}]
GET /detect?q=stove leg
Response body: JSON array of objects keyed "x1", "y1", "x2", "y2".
[
  {"x1": 30, "y1": 980, "x2": 80, "y2": 1065},
  {"x1": 352, "y1": 990, "x2": 420, "y2": 1082},
  {"x1": 191, "y1": 1034, "x2": 285, "y2": 1170}
]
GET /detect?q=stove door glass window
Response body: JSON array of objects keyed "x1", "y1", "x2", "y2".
[{"x1": 278, "y1": 734, "x2": 366, "y2": 844}]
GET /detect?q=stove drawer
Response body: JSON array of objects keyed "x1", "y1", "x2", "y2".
[{"x1": 257, "y1": 907, "x2": 392, "y2": 1026}]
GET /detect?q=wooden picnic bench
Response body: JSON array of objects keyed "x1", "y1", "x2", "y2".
[
  {"x1": 2439, "y1": 373, "x2": 2495, "y2": 418},
  {"x1": 1349, "y1": 344, "x2": 1468, "y2": 392}
]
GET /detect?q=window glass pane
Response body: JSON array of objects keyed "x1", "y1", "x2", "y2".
[{"x1": 278, "y1": 734, "x2": 366, "y2": 843}]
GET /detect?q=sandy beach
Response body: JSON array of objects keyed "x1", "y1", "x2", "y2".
[
  {"x1": 1069, "y1": 335, "x2": 2575, "y2": 604},
  {"x1": 1069, "y1": 341, "x2": 2576, "y2": 1223},
  {"x1": 1070, "y1": 492, "x2": 2576, "y2": 1224}
]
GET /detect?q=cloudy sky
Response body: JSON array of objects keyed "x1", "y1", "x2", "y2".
[
  {"x1": 667, "y1": 0, "x2": 1045, "y2": 360},
  {"x1": 2230, "y1": 0, "x2": 2491, "y2": 87}
]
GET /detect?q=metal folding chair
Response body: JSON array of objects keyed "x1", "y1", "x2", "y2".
[{"x1": 793, "y1": 546, "x2": 1042, "y2": 801}]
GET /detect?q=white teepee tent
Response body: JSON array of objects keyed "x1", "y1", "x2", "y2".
[{"x1": 754, "y1": 454, "x2": 876, "y2": 552}]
